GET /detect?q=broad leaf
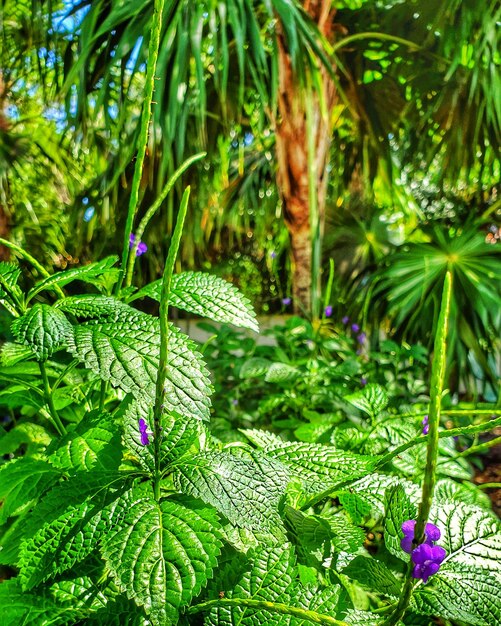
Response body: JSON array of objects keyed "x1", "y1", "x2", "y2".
[
  {"x1": 239, "y1": 357, "x2": 272, "y2": 379},
  {"x1": 345, "y1": 384, "x2": 388, "y2": 419},
  {"x1": 413, "y1": 562, "x2": 501, "y2": 626},
  {"x1": 65, "y1": 307, "x2": 212, "y2": 421},
  {"x1": 102, "y1": 492, "x2": 222, "y2": 626},
  {"x1": 132, "y1": 271, "x2": 258, "y2": 332},
  {"x1": 265, "y1": 362, "x2": 300, "y2": 383},
  {"x1": 343, "y1": 556, "x2": 402, "y2": 598},
  {"x1": 174, "y1": 450, "x2": 290, "y2": 530},
  {"x1": 27, "y1": 256, "x2": 120, "y2": 300},
  {"x1": 384, "y1": 485, "x2": 417, "y2": 560},
  {"x1": 0, "y1": 422, "x2": 50, "y2": 456},
  {"x1": 349, "y1": 473, "x2": 420, "y2": 519},
  {"x1": 11, "y1": 304, "x2": 73, "y2": 360},
  {"x1": 0, "y1": 457, "x2": 61, "y2": 523}
]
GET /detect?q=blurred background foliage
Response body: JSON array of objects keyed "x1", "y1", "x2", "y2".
[{"x1": 0, "y1": 0, "x2": 499, "y2": 395}]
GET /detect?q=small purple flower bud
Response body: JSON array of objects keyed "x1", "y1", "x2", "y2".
[
  {"x1": 324, "y1": 305, "x2": 333, "y2": 317},
  {"x1": 357, "y1": 332, "x2": 366, "y2": 344},
  {"x1": 351, "y1": 323, "x2": 360, "y2": 333},
  {"x1": 360, "y1": 377, "x2": 368, "y2": 387},
  {"x1": 270, "y1": 250, "x2": 277, "y2": 259},
  {"x1": 138, "y1": 418, "x2": 151, "y2": 446},
  {"x1": 130, "y1": 233, "x2": 148, "y2": 257},
  {"x1": 342, "y1": 316, "x2": 349, "y2": 325},
  {"x1": 282, "y1": 297, "x2": 292, "y2": 306},
  {"x1": 231, "y1": 399, "x2": 238, "y2": 406},
  {"x1": 422, "y1": 415, "x2": 429, "y2": 435}
]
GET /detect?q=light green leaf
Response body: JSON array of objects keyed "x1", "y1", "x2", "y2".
[
  {"x1": 239, "y1": 357, "x2": 272, "y2": 379},
  {"x1": 55, "y1": 295, "x2": 131, "y2": 319},
  {"x1": 345, "y1": 384, "x2": 388, "y2": 419},
  {"x1": 27, "y1": 256, "x2": 119, "y2": 300},
  {"x1": 66, "y1": 308, "x2": 212, "y2": 421},
  {"x1": 265, "y1": 362, "x2": 300, "y2": 383},
  {"x1": 338, "y1": 492, "x2": 372, "y2": 525},
  {"x1": 47, "y1": 411, "x2": 122, "y2": 472},
  {"x1": 384, "y1": 485, "x2": 417, "y2": 560},
  {"x1": 434, "y1": 478, "x2": 491, "y2": 510},
  {"x1": 0, "y1": 342, "x2": 33, "y2": 366},
  {"x1": 413, "y1": 562, "x2": 501, "y2": 626},
  {"x1": 132, "y1": 271, "x2": 259, "y2": 332},
  {"x1": 343, "y1": 556, "x2": 402, "y2": 598},
  {"x1": 102, "y1": 492, "x2": 222, "y2": 626},
  {"x1": 11, "y1": 304, "x2": 73, "y2": 360},
  {"x1": 350, "y1": 473, "x2": 421, "y2": 519},
  {"x1": 173, "y1": 450, "x2": 290, "y2": 530},
  {"x1": 0, "y1": 422, "x2": 51, "y2": 456},
  {"x1": 431, "y1": 502, "x2": 501, "y2": 574},
  {"x1": 0, "y1": 457, "x2": 61, "y2": 523}
]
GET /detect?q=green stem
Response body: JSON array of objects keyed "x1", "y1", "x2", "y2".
[
  {"x1": 398, "y1": 408, "x2": 498, "y2": 418},
  {"x1": 331, "y1": 31, "x2": 422, "y2": 54},
  {"x1": 477, "y1": 482, "x2": 501, "y2": 490},
  {"x1": 152, "y1": 188, "x2": 191, "y2": 500},
  {"x1": 98, "y1": 380, "x2": 107, "y2": 412},
  {"x1": 124, "y1": 152, "x2": 206, "y2": 288},
  {"x1": 186, "y1": 597, "x2": 348, "y2": 625},
  {"x1": 382, "y1": 271, "x2": 452, "y2": 626},
  {"x1": 459, "y1": 435, "x2": 501, "y2": 457},
  {"x1": 0, "y1": 237, "x2": 65, "y2": 300},
  {"x1": 322, "y1": 258, "x2": 335, "y2": 316},
  {"x1": 116, "y1": 0, "x2": 166, "y2": 295},
  {"x1": 39, "y1": 361, "x2": 66, "y2": 436}
]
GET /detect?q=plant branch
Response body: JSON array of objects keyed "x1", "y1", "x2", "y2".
[
  {"x1": 186, "y1": 597, "x2": 349, "y2": 625},
  {"x1": 39, "y1": 361, "x2": 66, "y2": 436}
]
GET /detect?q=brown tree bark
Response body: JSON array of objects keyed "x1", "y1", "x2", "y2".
[{"x1": 275, "y1": 1, "x2": 338, "y2": 314}]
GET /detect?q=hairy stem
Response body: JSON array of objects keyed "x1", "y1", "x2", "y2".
[
  {"x1": 124, "y1": 152, "x2": 206, "y2": 288},
  {"x1": 186, "y1": 597, "x2": 348, "y2": 625},
  {"x1": 116, "y1": 0, "x2": 166, "y2": 295},
  {"x1": 382, "y1": 271, "x2": 452, "y2": 626},
  {"x1": 40, "y1": 361, "x2": 66, "y2": 436},
  {"x1": 459, "y1": 435, "x2": 501, "y2": 457},
  {"x1": 152, "y1": 188, "x2": 191, "y2": 500}
]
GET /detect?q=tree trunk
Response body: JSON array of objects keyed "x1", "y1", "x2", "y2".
[{"x1": 275, "y1": 1, "x2": 337, "y2": 314}]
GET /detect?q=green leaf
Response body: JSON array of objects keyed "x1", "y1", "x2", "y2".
[
  {"x1": 326, "y1": 514, "x2": 366, "y2": 553},
  {"x1": 338, "y1": 492, "x2": 372, "y2": 525},
  {"x1": 0, "y1": 578, "x2": 86, "y2": 626},
  {"x1": 66, "y1": 307, "x2": 212, "y2": 421},
  {"x1": 345, "y1": 384, "x2": 388, "y2": 419},
  {"x1": 431, "y1": 501, "x2": 501, "y2": 574},
  {"x1": 265, "y1": 362, "x2": 300, "y2": 383},
  {"x1": 239, "y1": 357, "x2": 272, "y2": 379},
  {"x1": 102, "y1": 492, "x2": 222, "y2": 626},
  {"x1": 174, "y1": 451, "x2": 290, "y2": 530},
  {"x1": 349, "y1": 473, "x2": 420, "y2": 519},
  {"x1": 384, "y1": 485, "x2": 417, "y2": 560},
  {"x1": 0, "y1": 422, "x2": 50, "y2": 455},
  {"x1": 0, "y1": 457, "x2": 61, "y2": 523},
  {"x1": 17, "y1": 472, "x2": 129, "y2": 587},
  {"x1": 0, "y1": 262, "x2": 21, "y2": 293},
  {"x1": 27, "y1": 256, "x2": 120, "y2": 300},
  {"x1": 0, "y1": 342, "x2": 33, "y2": 366},
  {"x1": 343, "y1": 556, "x2": 402, "y2": 598},
  {"x1": 11, "y1": 304, "x2": 73, "y2": 360},
  {"x1": 132, "y1": 271, "x2": 259, "y2": 332},
  {"x1": 47, "y1": 410, "x2": 123, "y2": 472},
  {"x1": 119, "y1": 395, "x2": 201, "y2": 471},
  {"x1": 413, "y1": 562, "x2": 501, "y2": 626},
  {"x1": 55, "y1": 295, "x2": 131, "y2": 319},
  {"x1": 434, "y1": 478, "x2": 491, "y2": 510}
]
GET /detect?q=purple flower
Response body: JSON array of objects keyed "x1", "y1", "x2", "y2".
[
  {"x1": 411, "y1": 543, "x2": 446, "y2": 583},
  {"x1": 138, "y1": 418, "x2": 151, "y2": 446},
  {"x1": 360, "y1": 377, "x2": 368, "y2": 387},
  {"x1": 270, "y1": 251, "x2": 277, "y2": 259},
  {"x1": 342, "y1": 316, "x2": 350, "y2": 325},
  {"x1": 130, "y1": 233, "x2": 148, "y2": 257},
  {"x1": 324, "y1": 305, "x2": 333, "y2": 317},
  {"x1": 231, "y1": 398, "x2": 238, "y2": 406},
  {"x1": 401, "y1": 520, "x2": 441, "y2": 554},
  {"x1": 357, "y1": 332, "x2": 366, "y2": 344},
  {"x1": 351, "y1": 323, "x2": 360, "y2": 333},
  {"x1": 422, "y1": 415, "x2": 429, "y2": 435},
  {"x1": 282, "y1": 297, "x2": 292, "y2": 306}
]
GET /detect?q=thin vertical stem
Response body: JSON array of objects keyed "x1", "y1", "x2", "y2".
[
  {"x1": 152, "y1": 187, "x2": 191, "y2": 499},
  {"x1": 382, "y1": 271, "x2": 452, "y2": 626},
  {"x1": 116, "y1": 0, "x2": 166, "y2": 295},
  {"x1": 40, "y1": 362, "x2": 66, "y2": 436}
]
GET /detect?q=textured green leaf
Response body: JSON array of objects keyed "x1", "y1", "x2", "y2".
[
  {"x1": 326, "y1": 514, "x2": 366, "y2": 552},
  {"x1": 0, "y1": 262, "x2": 21, "y2": 292},
  {"x1": 0, "y1": 341, "x2": 33, "y2": 366},
  {"x1": 338, "y1": 492, "x2": 372, "y2": 525},
  {"x1": 384, "y1": 485, "x2": 417, "y2": 560},
  {"x1": 119, "y1": 395, "x2": 201, "y2": 471},
  {"x1": 65, "y1": 307, "x2": 212, "y2": 421},
  {"x1": 265, "y1": 362, "x2": 300, "y2": 383},
  {"x1": 28, "y1": 256, "x2": 119, "y2": 300},
  {"x1": 343, "y1": 610, "x2": 384, "y2": 625},
  {"x1": 239, "y1": 357, "x2": 272, "y2": 379},
  {"x1": 55, "y1": 294, "x2": 130, "y2": 319},
  {"x1": 431, "y1": 501, "x2": 501, "y2": 574},
  {"x1": 174, "y1": 450, "x2": 290, "y2": 530},
  {"x1": 345, "y1": 384, "x2": 388, "y2": 419},
  {"x1": 17, "y1": 472, "x2": 129, "y2": 587},
  {"x1": 413, "y1": 562, "x2": 501, "y2": 626},
  {"x1": 343, "y1": 556, "x2": 402, "y2": 598},
  {"x1": 0, "y1": 421, "x2": 50, "y2": 456},
  {"x1": 0, "y1": 457, "x2": 61, "y2": 523},
  {"x1": 102, "y1": 492, "x2": 222, "y2": 626},
  {"x1": 0, "y1": 385, "x2": 44, "y2": 410},
  {"x1": 11, "y1": 304, "x2": 73, "y2": 360},
  {"x1": 132, "y1": 271, "x2": 258, "y2": 332},
  {"x1": 349, "y1": 473, "x2": 420, "y2": 519},
  {"x1": 434, "y1": 478, "x2": 491, "y2": 510},
  {"x1": 285, "y1": 507, "x2": 332, "y2": 567},
  {"x1": 0, "y1": 577, "x2": 85, "y2": 626},
  {"x1": 206, "y1": 543, "x2": 296, "y2": 626},
  {"x1": 256, "y1": 440, "x2": 374, "y2": 491},
  {"x1": 47, "y1": 410, "x2": 123, "y2": 472}
]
